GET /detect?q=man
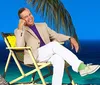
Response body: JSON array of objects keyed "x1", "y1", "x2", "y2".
[{"x1": 15, "y1": 8, "x2": 100, "y2": 85}]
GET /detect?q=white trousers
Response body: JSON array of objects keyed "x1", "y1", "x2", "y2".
[{"x1": 37, "y1": 41, "x2": 82, "y2": 85}]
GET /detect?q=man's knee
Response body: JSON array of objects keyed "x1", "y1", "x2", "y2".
[
  {"x1": 51, "y1": 41, "x2": 61, "y2": 47},
  {"x1": 52, "y1": 55, "x2": 65, "y2": 67}
]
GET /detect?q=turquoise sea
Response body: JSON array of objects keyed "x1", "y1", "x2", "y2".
[{"x1": 0, "y1": 40, "x2": 100, "y2": 84}]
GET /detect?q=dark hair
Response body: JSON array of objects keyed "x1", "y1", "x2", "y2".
[{"x1": 18, "y1": 8, "x2": 26, "y2": 19}]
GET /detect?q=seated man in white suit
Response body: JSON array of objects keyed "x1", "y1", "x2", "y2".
[{"x1": 14, "y1": 8, "x2": 100, "y2": 85}]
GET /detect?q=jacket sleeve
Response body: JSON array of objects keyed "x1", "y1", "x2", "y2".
[
  {"x1": 14, "y1": 29, "x2": 25, "y2": 47},
  {"x1": 45, "y1": 23, "x2": 71, "y2": 42}
]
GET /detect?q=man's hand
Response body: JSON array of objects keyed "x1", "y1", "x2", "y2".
[
  {"x1": 18, "y1": 19, "x2": 26, "y2": 30},
  {"x1": 70, "y1": 37, "x2": 79, "y2": 53}
]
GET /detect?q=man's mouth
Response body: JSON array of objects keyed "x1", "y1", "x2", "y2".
[{"x1": 28, "y1": 19, "x2": 33, "y2": 23}]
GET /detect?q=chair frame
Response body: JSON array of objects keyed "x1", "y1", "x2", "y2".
[{"x1": 1, "y1": 32, "x2": 75, "y2": 85}]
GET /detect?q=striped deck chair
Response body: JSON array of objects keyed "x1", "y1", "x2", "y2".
[{"x1": 1, "y1": 32, "x2": 75, "y2": 85}]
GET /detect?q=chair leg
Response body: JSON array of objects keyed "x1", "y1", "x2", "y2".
[
  {"x1": 31, "y1": 72, "x2": 36, "y2": 83},
  {"x1": 28, "y1": 50, "x2": 46, "y2": 85},
  {"x1": 33, "y1": 66, "x2": 52, "y2": 84},
  {"x1": 47, "y1": 66, "x2": 53, "y2": 75},
  {"x1": 3, "y1": 52, "x2": 12, "y2": 78},
  {"x1": 65, "y1": 67, "x2": 75, "y2": 85}
]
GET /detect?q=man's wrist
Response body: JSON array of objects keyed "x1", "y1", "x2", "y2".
[{"x1": 69, "y1": 37, "x2": 71, "y2": 41}]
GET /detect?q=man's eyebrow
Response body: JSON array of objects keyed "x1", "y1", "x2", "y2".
[{"x1": 22, "y1": 12, "x2": 31, "y2": 18}]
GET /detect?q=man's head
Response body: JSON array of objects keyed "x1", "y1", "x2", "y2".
[{"x1": 18, "y1": 8, "x2": 34, "y2": 26}]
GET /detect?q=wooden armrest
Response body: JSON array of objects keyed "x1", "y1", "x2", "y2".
[
  {"x1": 37, "y1": 62, "x2": 51, "y2": 65},
  {"x1": 6, "y1": 42, "x2": 64, "y2": 50},
  {"x1": 59, "y1": 42, "x2": 64, "y2": 44},
  {"x1": 6, "y1": 47, "x2": 31, "y2": 50}
]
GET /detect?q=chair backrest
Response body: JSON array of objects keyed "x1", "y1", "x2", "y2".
[{"x1": 1, "y1": 32, "x2": 24, "y2": 63}]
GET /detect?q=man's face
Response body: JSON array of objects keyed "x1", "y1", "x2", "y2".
[{"x1": 20, "y1": 9, "x2": 34, "y2": 26}]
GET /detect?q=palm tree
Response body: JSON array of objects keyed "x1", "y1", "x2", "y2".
[{"x1": 26, "y1": 0, "x2": 79, "y2": 43}]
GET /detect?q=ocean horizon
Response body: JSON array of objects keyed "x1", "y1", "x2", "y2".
[{"x1": 0, "y1": 40, "x2": 100, "y2": 84}]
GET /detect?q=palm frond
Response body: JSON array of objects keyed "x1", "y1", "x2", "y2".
[{"x1": 26, "y1": 0, "x2": 79, "y2": 43}]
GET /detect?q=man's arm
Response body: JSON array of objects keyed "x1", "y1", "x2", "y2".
[
  {"x1": 14, "y1": 19, "x2": 26, "y2": 47},
  {"x1": 14, "y1": 29, "x2": 25, "y2": 47},
  {"x1": 45, "y1": 23, "x2": 79, "y2": 52},
  {"x1": 44, "y1": 23, "x2": 71, "y2": 42}
]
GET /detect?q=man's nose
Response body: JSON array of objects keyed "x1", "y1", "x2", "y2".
[{"x1": 28, "y1": 16, "x2": 31, "y2": 19}]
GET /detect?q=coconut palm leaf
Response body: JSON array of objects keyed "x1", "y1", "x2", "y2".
[{"x1": 26, "y1": 0, "x2": 79, "y2": 43}]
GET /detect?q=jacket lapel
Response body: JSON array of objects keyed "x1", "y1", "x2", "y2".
[
  {"x1": 24, "y1": 25, "x2": 46, "y2": 43},
  {"x1": 25, "y1": 26, "x2": 38, "y2": 39},
  {"x1": 35, "y1": 24, "x2": 46, "y2": 43}
]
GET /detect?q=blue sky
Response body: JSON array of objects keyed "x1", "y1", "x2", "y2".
[{"x1": 0, "y1": 0, "x2": 100, "y2": 40}]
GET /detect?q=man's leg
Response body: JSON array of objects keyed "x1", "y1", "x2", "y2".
[
  {"x1": 37, "y1": 41, "x2": 82, "y2": 72},
  {"x1": 50, "y1": 41, "x2": 82, "y2": 72},
  {"x1": 48, "y1": 54, "x2": 65, "y2": 85},
  {"x1": 37, "y1": 41, "x2": 100, "y2": 76},
  {"x1": 47, "y1": 41, "x2": 100, "y2": 76},
  {"x1": 37, "y1": 45, "x2": 65, "y2": 85}
]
